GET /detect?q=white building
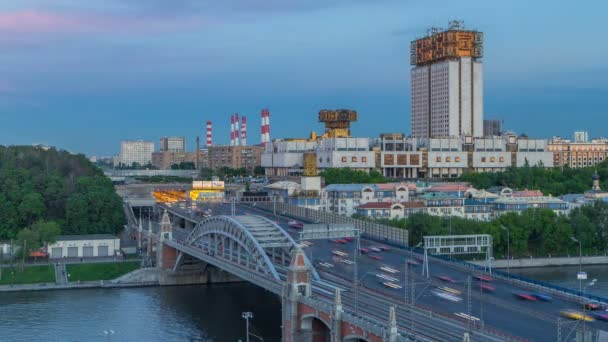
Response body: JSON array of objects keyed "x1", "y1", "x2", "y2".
[
  {"x1": 411, "y1": 57, "x2": 483, "y2": 138},
  {"x1": 114, "y1": 140, "x2": 155, "y2": 167},
  {"x1": 160, "y1": 136, "x2": 186, "y2": 152},
  {"x1": 262, "y1": 137, "x2": 375, "y2": 177},
  {"x1": 380, "y1": 134, "x2": 554, "y2": 179},
  {"x1": 48, "y1": 234, "x2": 121, "y2": 259},
  {"x1": 320, "y1": 183, "x2": 413, "y2": 216}
]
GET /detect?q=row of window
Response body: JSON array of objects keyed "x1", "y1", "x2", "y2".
[
  {"x1": 340, "y1": 156, "x2": 367, "y2": 163},
  {"x1": 435, "y1": 156, "x2": 462, "y2": 162}
]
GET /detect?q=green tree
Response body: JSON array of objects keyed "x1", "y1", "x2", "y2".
[{"x1": 18, "y1": 192, "x2": 46, "y2": 225}]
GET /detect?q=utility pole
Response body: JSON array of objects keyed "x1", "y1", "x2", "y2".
[
  {"x1": 242, "y1": 311, "x2": 253, "y2": 342},
  {"x1": 21, "y1": 239, "x2": 26, "y2": 271}
]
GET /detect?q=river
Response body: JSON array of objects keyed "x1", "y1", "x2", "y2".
[
  {"x1": 2, "y1": 265, "x2": 608, "y2": 342},
  {"x1": 511, "y1": 264, "x2": 608, "y2": 297},
  {"x1": 0, "y1": 283, "x2": 281, "y2": 342}
]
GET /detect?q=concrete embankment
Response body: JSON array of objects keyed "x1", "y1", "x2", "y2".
[{"x1": 472, "y1": 255, "x2": 608, "y2": 269}]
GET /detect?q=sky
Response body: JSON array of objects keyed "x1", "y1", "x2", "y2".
[{"x1": 0, "y1": 0, "x2": 607, "y2": 156}]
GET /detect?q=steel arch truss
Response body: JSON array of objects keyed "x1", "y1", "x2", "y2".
[{"x1": 185, "y1": 215, "x2": 318, "y2": 282}]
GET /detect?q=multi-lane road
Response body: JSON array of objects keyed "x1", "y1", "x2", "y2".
[{"x1": 166, "y1": 201, "x2": 606, "y2": 341}]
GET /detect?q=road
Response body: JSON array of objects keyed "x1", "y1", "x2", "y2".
[{"x1": 165, "y1": 201, "x2": 606, "y2": 341}]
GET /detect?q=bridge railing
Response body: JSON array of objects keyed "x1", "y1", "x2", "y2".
[{"x1": 252, "y1": 201, "x2": 408, "y2": 247}]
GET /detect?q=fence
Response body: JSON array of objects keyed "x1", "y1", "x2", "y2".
[{"x1": 254, "y1": 201, "x2": 408, "y2": 247}]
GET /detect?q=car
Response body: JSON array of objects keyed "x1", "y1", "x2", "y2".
[
  {"x1": 532, "y1": 293, "x2": 553, "y2": 301},
  {"x1": 380, "y1": 266, "x2": 399, "y2": 274},
  {"x1": 593, "y1": 312, "x2": 608, "y2": 321},
  {"x1": 438, "y1": 286, "x2": 462, "y2": 295},
  {"x1": 344, "y1": 237, "x2": 355, "y2": 242},
  {"x1": 340, "y1": 259, "x2": 355, "y2": 265},
  {"x1": 317, "y1": 262, "x2": 334, "y2": 268},
  {"x1": 369, "y1": 254, "x2": 383, "y2": 261},
  {"x1": 560, "y1": 310, "x2": 595, "y2": 322},
  {"x1": 407, "y1": 259, "x2": 420, "y2": 266},
  {"x1": 288, "y1": 220, "x2": 303, "y2": 229},
  {"x1": 514, "y1": 293, "x2": 538, "y2": 301},
  {"x1": 299, "y1": 241, "x2": 313, "y2": 248},
  {"x1": 480, "y1": 284, "x2": 496, "y2": 292},
  {"x1": 583, "y1": 302, "x2": 602, "y2": 311},
  {"x1": 378, "y1": 246, "x2": 391, "y2": 251},
  {"x1": 473, "y1": 275, "x2": 493, "y2": 282},
  {"x1": 382, "y1": 282, "x2": 402, "y2": 290},
  {"x1": 331, "y1": 239, "x2": 347, "y2": 244},
  {"x1": 359, "y1": 248, "x2": 370, "y2": 254},
  {"x1": 332, "y1": 250, "x2": 348, "y2": 257},
  {"x1": 436, "y1": 275, "x2": 455, "y2": 283},
  {"x1": 376, "y1": 273, "x2": 399, "y2": 283},
  {"x1": 370, "y1": 247, "x2": 382, "y2": 253},
  {"x1": 431, "y1": 289, "x2": 462, "y2": 302}
]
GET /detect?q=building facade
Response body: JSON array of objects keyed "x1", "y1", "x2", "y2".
[
  {"x1": 114, "y1": 140, "x2": 155, "y2": 167},
  {"x1": 47, "y1": 234, "x2": 121, "y2": 259},
  {"x1": 160, "y1": 137, "x2": 186, "y2": 152},
  {"x1": 320, "y1": 183, "x2": 413, "y2": 216},
  {"x1": 548, "y1": 136, "x2": 608, "y2": 169},
  {"x1": 262, "y1": 137, "x2": 375, "y2": 177},
  {"x1": 410, "y1": 22, "x2": 484, "y2": 138},
  {"x1": 152, "y1": 151, "x2": 197, "y2": 170},
  {"x1": 380, "y1": 134, "x2": 553, "y2": 179},
  {"x1": 207, "y1": 145, "x2": 263, "y2": 171}
]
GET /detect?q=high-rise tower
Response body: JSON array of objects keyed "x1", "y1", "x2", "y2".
[{"x1": 410, "y1": 21, "x2": 484, "y2": 138}]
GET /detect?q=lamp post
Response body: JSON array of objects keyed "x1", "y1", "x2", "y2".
[
  {"x1": 571, "y1": 236, "x2": 582, "y2": 293},
  {"x1": 242, "y1": 311, "x2": 253, "y2": 342},
  {"x1": 501, "y1": 225, "x2": 510, "y2": 275},
  {"x1": 582, "y1": 279, "x2": 597, "y2": 334}
]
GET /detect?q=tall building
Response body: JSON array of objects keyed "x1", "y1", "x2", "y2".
[
  {"x1": 114, "y1": 140, "x2": 155, "y2": 167},
  {"x1": 410, "y1": 21, "x2": 484, "y2": 138},
  {"x1": 159, "y1": 137, "x2": 185, "y2": 152},
  {"x1": 483, "y1": 119, "x2": 502, "y2": 137}
]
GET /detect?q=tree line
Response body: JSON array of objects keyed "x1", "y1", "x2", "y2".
[
  {"x1": 0, "y1": 146, "x2": 125, "y2": 255},
  {"x1": 319, "y1": 168, "x2": 387, "y2": 185},
  {"x1": 364, "y1": 201, "x2": 608, "y2": 258},
  {"x1": 460, "y1": 161, "x2": 608, "y2": 196}
]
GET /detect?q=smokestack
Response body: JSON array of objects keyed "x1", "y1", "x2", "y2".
[
  {"x1": 230, "y1": 115, "x2": 235, "y2": 146},
  {"x1": 206, "y1": 121, "x2": 213, "y2": 147},
  {"x1": 241, "y1": 116, "x2": 247, "y2": 146},
  {"x1": 234, "y1": 113, "x2": 240, "y2": 146},
  {"x1": 196, "y1": 136, "x2": 200, "y2": 170},
  {"x1": 261, "y1": 109, "x2": 271, "y2": 146}
]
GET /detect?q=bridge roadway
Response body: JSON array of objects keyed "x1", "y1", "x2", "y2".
[{"x1": 162, "y1": 202, "x2": 605, "y2": 341}]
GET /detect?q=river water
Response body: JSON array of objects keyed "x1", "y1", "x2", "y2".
[
  {"x1": 0, "y1": 283, "x2": 281, "y2": 342},
  {"x1": 511, "y1": 264, "x2": 608, "y2": 297},
  {"x1": 1, "y1": 265, "x2": 607, "y2": 342}
]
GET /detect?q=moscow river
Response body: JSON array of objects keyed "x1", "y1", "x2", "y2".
[
  {"x1": 1, "y1": 265, "x2": 607, "y2": 342},
  {"x1": 0, "y1": 283, "x2": 281, "y2": 342}
]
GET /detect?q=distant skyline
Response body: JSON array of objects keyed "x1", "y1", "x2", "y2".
[{"x1": 1, "y1": 0, "x2": 607, "y2": 156}]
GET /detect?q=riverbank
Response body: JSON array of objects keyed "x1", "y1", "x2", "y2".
[{"x1": 471, "y1": 255, "x2": 608, "y2": 268}]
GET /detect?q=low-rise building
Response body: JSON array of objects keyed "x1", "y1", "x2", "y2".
[
  {"x1": 492, "y1": 196, "x2": 568, "y2": 216},
  {"x1": 320, "y1": 183, "x2": 414, "y2": 216},
  {"x1": 548, "y1": 134, "x2": 608, "y2": 169},
  {"x1": 152, "y1": 151, "x2": 197, "y2": 170},
  {"x1": 47, "y1": 234, "x2": 121, "y2": 259}
]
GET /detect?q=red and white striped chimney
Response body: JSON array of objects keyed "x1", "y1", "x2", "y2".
[
  {"x1": 241, "y1": 116, "x2": 247, "y2": 146},
  {"x1": 234, "y1": 113, "x2": 240, "y2": 146},
  {"x1": 260, "y1": 109, "x2": 271, "y2": 147},
  {"x1": 230, "y1": 115, "x2": 235, "y2": 146},
  {"x1": 206, "y1": 121, "x2": 212, "y2": 147}
]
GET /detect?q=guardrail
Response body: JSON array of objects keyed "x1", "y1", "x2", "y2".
[{"x1": 252, "y1": 201, "x2": 408, "y2": 247}]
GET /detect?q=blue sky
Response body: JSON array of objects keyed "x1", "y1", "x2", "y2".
[{"x1": 0, "y1": 0, "x2": 606, "y2": 156}]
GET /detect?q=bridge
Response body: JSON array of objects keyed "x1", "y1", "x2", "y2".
[{"x1": 125, "y1": 197, "x2": 606, "y2": 342}]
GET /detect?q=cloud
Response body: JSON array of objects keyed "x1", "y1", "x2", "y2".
[{"x1": 0, "y1": 10, "x2": 74, "y2": 32}]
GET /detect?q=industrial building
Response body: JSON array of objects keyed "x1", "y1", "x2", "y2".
[
  {"x1": 410, "y1": 21, "x2": 484, "y2": 138},
  {"x1": 548, "y1": 132, "x2": 608, "y2": 169},
  {"x1": 379, "y1": 133, "x2": 553, "y2": 179},
  {"x1": 47, "y1": 234, "x2": 121, "y2": 259},
  {"x1": 160, "y1": 137, "x2": 186, "y2": 152},
  {"x1": 114, "y1": 140, "x2": 155, "y2": 167}
]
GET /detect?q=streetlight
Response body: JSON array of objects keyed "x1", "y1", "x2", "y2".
[
  {"x1": 103, "y1": 330, "x2": 114, "y2": 342},
  {"x1": 501, "y1": 225, "x2": 510, "y2": 275},
  {"x1": 242, "y1": 311, "x2": 253, "y2": 342},
  {"x1": 571, "y1": 236, "x2": 582, "y2": 293}
]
